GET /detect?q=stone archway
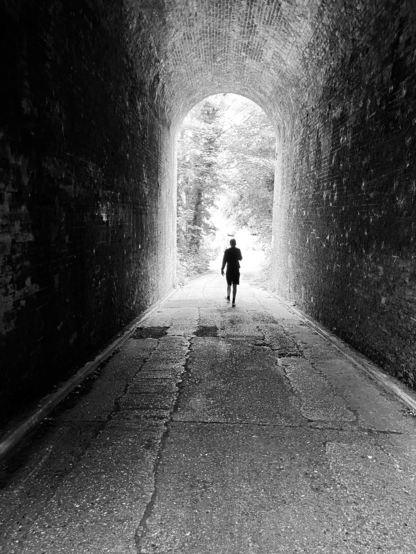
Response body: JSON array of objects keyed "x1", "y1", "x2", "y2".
[{"x1": 1, "y1": 0, "x2": 416, "y2": 421}]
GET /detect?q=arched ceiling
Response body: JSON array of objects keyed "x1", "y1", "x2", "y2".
[{"x1": 126, "y1": 0, "x2": 369, "y2": 128}]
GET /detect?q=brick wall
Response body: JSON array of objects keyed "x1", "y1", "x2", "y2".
[
  {"x1": 272, "y1": 1, "x2": 416, "y2": 387},
  {"x1": 0, "y1": 0, "x2": 175, "y2": 423}
]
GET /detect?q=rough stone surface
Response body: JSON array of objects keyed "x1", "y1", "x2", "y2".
[
  {"x1": 0, "y1": 0, "x2": 176, "y2": 421},
  {"x1": 271, "y1": 1, "x2": 416, "y2": 387}
]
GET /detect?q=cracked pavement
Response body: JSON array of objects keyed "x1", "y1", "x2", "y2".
[{"x1": 1, "y1": 273, "x2": 416, "y2": 553}]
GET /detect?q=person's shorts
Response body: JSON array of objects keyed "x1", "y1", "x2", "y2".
[{"x1": 226, "y1": 268, "x2": 240, "y2": 285}]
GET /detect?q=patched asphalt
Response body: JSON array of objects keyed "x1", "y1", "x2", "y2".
[{"x1": 1, "y1": 273, "x2": 416, "y2": 553}]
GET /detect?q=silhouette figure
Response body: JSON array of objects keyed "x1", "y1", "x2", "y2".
[{"x1": 221, "y1": 238, "x2": 243, "y2": 307}]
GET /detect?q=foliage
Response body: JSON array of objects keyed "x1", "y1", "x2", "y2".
[
  {"x1": 177, "y1": 98, "x2": 225, "y2": 279},
  {"x1": 176, "y1": 94, "x2": 276, "y2": 281},
  {"x1": 218, "y1": 100, "x2": 275, "y2": 244}
]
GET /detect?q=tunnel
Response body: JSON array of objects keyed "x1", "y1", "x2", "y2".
[{"x1": 1, "y1": 0, "x2": 416, "y2": 424}]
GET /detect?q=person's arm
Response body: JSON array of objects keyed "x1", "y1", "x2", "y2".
[
  {"x1": 238, "y1": 249, "x2": 242, "y2": 261},
  {"x1": 221, "y1": 250, "x2": 227, "y2": 275}
]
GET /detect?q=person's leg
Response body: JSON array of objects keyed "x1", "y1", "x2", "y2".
[
  {"x1": 232, "y1": 284, "x2": 237, "y2": 306},
  {"x1": 226, "y1": 271, "x2": 231, "y2": 300}
]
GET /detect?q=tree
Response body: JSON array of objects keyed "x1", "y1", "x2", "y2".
[
  {"x1": 217, "y1": 99, "x2": 275, "y2": 245},
  {"x1": 177, "y1": 99, "x2": 224, "y2": 277}
]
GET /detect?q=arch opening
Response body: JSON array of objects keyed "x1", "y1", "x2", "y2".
[{"x1": 175, "y1": 93, "x2": 279, "y2": 284}]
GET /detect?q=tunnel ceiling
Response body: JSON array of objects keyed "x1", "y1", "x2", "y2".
[{"x1": 126, "y1": 0, "x2": 369, "y2": 127}]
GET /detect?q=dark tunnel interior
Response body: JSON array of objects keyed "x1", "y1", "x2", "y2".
[{"x1": 1, "y1": 0, "x2": 416, "y2": 423}]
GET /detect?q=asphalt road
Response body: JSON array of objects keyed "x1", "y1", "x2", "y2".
[{"x1": 1, "y1": 273, "x2": 416, "y2": 553}]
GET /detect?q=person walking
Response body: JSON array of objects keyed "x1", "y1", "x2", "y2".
[{"x1": 221, "y1": 238, "x2": 242, "y2": 307}]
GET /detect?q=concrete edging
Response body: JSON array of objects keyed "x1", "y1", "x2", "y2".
[
  {"x1": 0, "y1": 287, "x2": 178, "y2": 462},
  {"x1": 275, "y1": 294, "x2": 416, "y2": 413}
]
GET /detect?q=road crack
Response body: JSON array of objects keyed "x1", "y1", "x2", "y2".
[{"x1": 134, "y1": 335, "x2": 192, "y2": 553}]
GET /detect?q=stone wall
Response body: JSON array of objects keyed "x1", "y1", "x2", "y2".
[
  {"x1": 0, "y1": 0, "x2": 175, "y2": 423},
  {"x1": 272, "y1": 1, "x2": 416, "y2": 386}
]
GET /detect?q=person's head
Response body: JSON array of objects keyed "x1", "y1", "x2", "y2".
[{"x1": 230, "y1": 238, "x2": 236, "y2": 247}]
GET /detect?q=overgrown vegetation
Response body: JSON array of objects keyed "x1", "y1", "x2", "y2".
[
  {"x1": 177, "y1": 100, "x2": 224, "y2": 280},
  {"x1": 176, "y1": 94, "x2": 275, "y2": 282}
]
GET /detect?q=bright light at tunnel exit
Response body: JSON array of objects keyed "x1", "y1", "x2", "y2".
[
  {"x1": 178, "y1": 93, "x2": 274, "y2": 278},
  {"x1": 208, "y1": 198, "x2": 267, "y2": 274}
]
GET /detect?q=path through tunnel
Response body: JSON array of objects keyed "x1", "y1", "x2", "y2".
[{"x1": 1, "y1": 0, "x2": 416, "y2": 422}]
